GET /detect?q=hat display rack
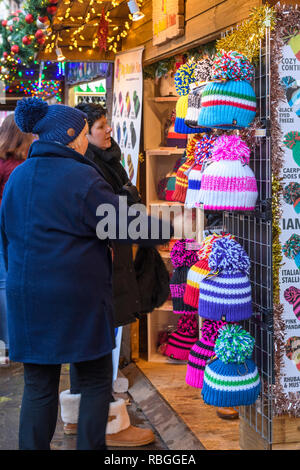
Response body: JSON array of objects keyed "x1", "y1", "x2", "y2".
[{"x1": 160, "y1": 29, "x2": 274, "y2": 434}]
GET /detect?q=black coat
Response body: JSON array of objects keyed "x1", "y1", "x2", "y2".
[{"x1": 86, "y1": 140, "x2": 141, "y2": 327}]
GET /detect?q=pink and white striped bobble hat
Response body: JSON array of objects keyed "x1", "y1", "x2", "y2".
[{"x1": 196, "y1": 135, "x2": 258, "y2": 211}]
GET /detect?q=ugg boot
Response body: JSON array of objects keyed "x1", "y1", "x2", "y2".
[
  {"x1": 59, "y1": 389, "x2": 81, "y2": 435},
  {"x1": 216, "y1": 407, "x2": 239, "y2": 420},
  {"x1": 106, "y1": 398, "x2": 155, "y2": 447}
]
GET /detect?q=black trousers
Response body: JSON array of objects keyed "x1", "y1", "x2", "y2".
[{"x1": 19, "y1": 353, "x2": 113, "y2": 450}]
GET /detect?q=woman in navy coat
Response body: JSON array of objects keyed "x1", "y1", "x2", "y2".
[{"x1": 0, "y1": 98, "x2": 172, "y2": 450}]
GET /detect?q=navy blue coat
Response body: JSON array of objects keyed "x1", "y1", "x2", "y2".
[{"x1": 0, "y1": 140, "x2": 171, "y2": 364}]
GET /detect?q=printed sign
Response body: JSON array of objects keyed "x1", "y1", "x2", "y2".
[
  {"x1": 152, "y1": 0, "x2": 184, "y2": 46},
  {"x1": 279, "y1": 34, "x2": 300, "y2": 394},
  {"x1": 112, "y1": 47, "x2": 143, "y2": 185}
]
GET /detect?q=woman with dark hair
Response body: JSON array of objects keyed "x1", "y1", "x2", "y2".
[
  {"x1": 0, "y1": 113, "x2": 33, "y2": 361},
  {"x1": 59, "y1": 102, "x2": 156, "y2": 447}
]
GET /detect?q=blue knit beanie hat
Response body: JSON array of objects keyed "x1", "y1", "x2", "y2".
[
  {"x1": 202, "y1": 324, "x2": 260, "y2": 407},
  {"x1": 198, "y1": 238, "x2": 253, "y2": 322},
  {"x1": 15, "y1": 97, "x2": 87, "y2": 145}
]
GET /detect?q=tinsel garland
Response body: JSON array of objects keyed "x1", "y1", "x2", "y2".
[
  {"x1": 270, "y1": 2, "x2": 300, "y2": 417},
  {"x1": 216, "y1": 5, "x2": 277, "y2": 63}
]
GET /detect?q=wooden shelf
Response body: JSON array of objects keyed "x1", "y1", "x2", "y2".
[
  {"x1": 146, "y1": 148, "x2": 185, "y2": 156},
  {"x1": 151, "y1": 96, "x2": 179, "y2": 102},
  {"x1": 149, "y1": 199, "x2": 185, "y2": 206}
]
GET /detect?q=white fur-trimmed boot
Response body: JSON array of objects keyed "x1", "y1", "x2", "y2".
[
  {"x1": 59, "y1": 389, "x2": 81, "y2": 435},
  {"x1": 106, "y1": 398, "x2": 155, "y2": 447}
]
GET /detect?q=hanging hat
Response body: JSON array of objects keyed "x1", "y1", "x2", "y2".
[
  {"x1": 283, "y1": 182, "x2": 300, "y2": 214},
  {"x1": 283, "y1": 131, "x2": 300, "y2": 167},
  {"x1": 165, "y1": 154, "x2": 187, "y2": 201},
  {"x1": 184, "y1": 57, "x2": 214, "y2": 129},
  {"x1": 185, "y1": 134, "x2": 217, "y2": 208},
  {"x1": 197, "y1": 51, "x2": 256, "y2": 129},
  {"x1": 184, "y1": 233, "x2": 235, "y2": 308},
  {"x1": 198, "y1": 238, "x2": 253, "y2": 322},
  {"x1": 283, "y1": 234, "x2": 300, "y2": 269},
  {"x1": 15, "y1": 97, "x2": 87, "y2": 146},
  {"x1": 202, "y1": 324, "x2": 260, "y2": 407},
  {"x1": 174, "y1": 61, "x2": 198, "y2": 134},
  {"x1": 196, "y1": 135, "x2": 258, "y2": 211},
  {"x1": 133, "y1": 91, "x2": 140, "y2": 118},
  {"x1": 186, "y1": 319, "x2": 228, "y2": 389},
  {"x1": 166, "y1": 110, "x2": 188, "y2": 148},
  {"x1": 165, "y1": 313, "x2": 198, "y2": 361},
  {"x1": 172, "y1": 136, "x2": 202, "y2": 203},
  {"x1": 170, "y1": 239, "x2": 199, "y2": 315},
  {"x1": 284, "y1": 286, "x2": 300, "y2": 322}
]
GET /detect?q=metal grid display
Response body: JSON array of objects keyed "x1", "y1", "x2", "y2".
[{"x1": 222, "y1": 30, "x2": 274, "y2": 446}]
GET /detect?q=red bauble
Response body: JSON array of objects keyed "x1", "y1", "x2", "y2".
[
  {"x1": 35, "y1": 29, "x2": 44, "y2": 39},
  {"x1": 48, "y1": 0, "x2": 58, "y2": 3},
  {"x1": 11, "y1": 45, "x2": 19, "y2": 54},
  {"x1": 9, "y1": 25, "x2": 13, "y2": 31},
  {"x1": 38, "y1": 16, "x2": 49, "y2": 23},
  {"x1": 37, "y1": 37, "x2": 45, "y2": 45},
  {"x1": 22, "y1": 35, "x2": 31, "y2": 45},
  {"x1": 46, "y1": 5, "x2": 57, "y2": 15},
  {"x1": 1, "y1": 20, "x2": 7, "y2": 27},
  {"x1": 3, "y1": 52, "x2": 8, "y2": 59},
  {"x1": 25, "y1": 13, "x2": 34, "y2": 24}
]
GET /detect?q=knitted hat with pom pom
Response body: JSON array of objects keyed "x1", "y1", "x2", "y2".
[
  {"x1": 197, "y1": 51, "x2": 256, "y2": 129},
  {"x1": 201, "y1": 324, "x2": 260, "y2": 407},
  {"x1": 174, "y1": 61, "x2": 199, "y2": 134},
  {"x1": 172, "y1": 136, "x2": 202, "y2": 203},
  {"x1": 283, "y1": 182, "x2": 300, "y2": 214},
  {"x1": 184, "y1": 233, "x2": 235, "y2": 309},
  {"x1": 198, "y1": 238, "x2": 253, "y2": 322},
  {"x1": 165, "y1": 313, "x2": 198, "y2": 361},
  {"x1": 283, "y1": 131, "x2": 300, "y2": 167},
  {"x1": 170, "y1": 239, "x2": 199, "y2": 315},
  {"x1": 15, "y1": 97, "x2": 87, "y2": 145},
  {"x1": 196, "y1": 135, "x2": 258, "y2": 211},
  {"x1": 282, "y1": 234, "x2": 300, "y2": 269},
  {"x1": 186, "y1": 319, "x2": 229, "y2": 389},
  {"x1": 284, "y1": 286, "x2": 300, "y2": 322},
  {"x1": 185, "y1": 134, "x2": 217, "y2": 209}
]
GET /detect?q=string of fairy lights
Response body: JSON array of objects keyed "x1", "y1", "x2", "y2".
[{"x1": 44, "y1": 0, "x2": 143, "y2": 55}]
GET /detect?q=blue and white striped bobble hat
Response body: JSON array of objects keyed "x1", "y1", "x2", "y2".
[
  {"x1": 198, "y1": 238, "x2": 253, "y2": 322},
  {"x1": 201, "y1": 324, "x2": 261, "y2": 407}
]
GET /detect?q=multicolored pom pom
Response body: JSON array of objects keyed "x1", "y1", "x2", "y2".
[
  {"x1": 283, "y1": 234, "x2": 300, "y2": 260},
  {"x1": 283, "y1": 182, "x2": 300, "y2": 205},
  {"x1": 193, "y1": 134, "x2": 217, "y2": 165},
  {"x1": 170, "y1": 238, "x2": 199, "y2": 268},
  {"x1": 177, "y1": 313, "x2": 198, "y2": 336},
  {"x1": 215, "y1": 324, "x2": 255, "y2": 364},
  {"x1": 194, "y1": 57, "x2": 214, "y2": 82},
  {"x1": 284, "y1": 286, "x2": 300, "y2": 304},
  {"x1": 201, "y1": 319, "x2": 228, "y2": 343},
  {"x1": 211, "y1": 135, "x2": 251, "y2": 164},
  {"x1": 174, "y1": 61, "x2": 196, "y2": 96},
  {"x1": 212, "y1": 50, "x2": 255, "y2": 82},
  {"x1": 208, "y1": 238, "x2": 250, "y2": 275}
]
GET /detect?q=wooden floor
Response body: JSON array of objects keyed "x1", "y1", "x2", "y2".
[{"x1": 137, "y1": 358, "x2": 240, "y2": 451}]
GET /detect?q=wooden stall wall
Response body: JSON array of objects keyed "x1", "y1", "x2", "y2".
[{"x1": 122, "y1": 0, "x2": 262, "y2": 64}]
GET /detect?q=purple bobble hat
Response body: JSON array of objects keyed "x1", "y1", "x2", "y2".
[{"x1": 198, "y1": 238, "x2": 253, "y2": 322}]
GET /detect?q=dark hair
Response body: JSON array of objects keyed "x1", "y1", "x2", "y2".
[
  {"x1": 0, "y1": 113, "x2": 33, "y2": 160},
  {"x1": 75, "y1": 103, "x2": 106, "y2": 133}
]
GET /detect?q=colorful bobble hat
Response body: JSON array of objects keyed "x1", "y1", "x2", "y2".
[
  {"x1": 169, "y1": 239, "x2": 199, "y2": 315},
  {"x1": 174, "y1": 61, "x2": 199, "y2": 134},
  {"x1": 185, "y1": 134, "x2": 217, "y2": 208},
  {"x1": 166, "y1": 110, "x2": 187, "y2": 148},
  {"x1": 186, "y1": 319, "x2": 228, "y2": 389},
  {"x1": 184, "y1": 233, "x2": 235, "y2": 309},
  {"x1": 197, "y1": 134, "x2": 258, "y2": 211},
  {"x1": 184, "y1": 57, "x2": 214, "y2": 129},
  {"x1": 165, "y1": 313, "x2": 198, "y2": 361},
  {"x1": 172, "y1": 135, "x2": 202, "y2": 202},
  {"x1": 283, "y1": 132, "x2": 300, "y2": 167},
  {"x1": 165, "y1": 153, "x2": 187, "y2": 201},
  {"x1": 202, "y1": 324, "x2": 260, "y2": 407},
  {"x1": 197, "y1": 50, "x2": 256, "y2": 129},
  {"x1": 282, "y1": 234, "x2": 300, "y2": 269},
  {"x1": 198, "y1": 237, "x2": 253, "y2": 322},
  {"x1": 284, "y1": 286, "x2": 300, "y2": 322},
  {"x1": 283, "y1": 182, "x2": 300, "y2": 213}
]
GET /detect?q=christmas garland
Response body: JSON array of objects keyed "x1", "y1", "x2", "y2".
[{"x1": 0, "y1": 0, "x2": 56, "y2": 82}]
